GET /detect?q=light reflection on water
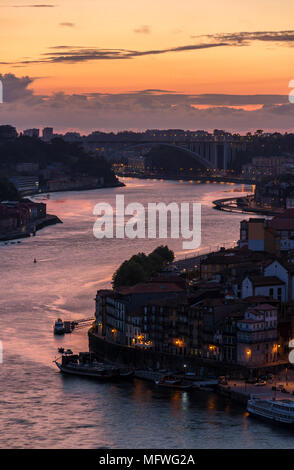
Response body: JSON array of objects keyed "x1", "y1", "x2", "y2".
[{"x1": 0, "y1": 178, "x2": 293, "y2": 448}]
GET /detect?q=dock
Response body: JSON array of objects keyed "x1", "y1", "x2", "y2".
[{"x1": 217, "y1": 369, "x2": 294, "y2": 407}]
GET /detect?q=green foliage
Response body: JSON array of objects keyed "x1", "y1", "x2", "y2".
[
  {"x1": 151, "y1": 245, "x2": 175, "y2": 263},
  {"x1": 0, "y1": 177, "x2": 20, "y2": 201},
  {"x1": 112, "y1": 245, "x2": 174, "y2": 288}
]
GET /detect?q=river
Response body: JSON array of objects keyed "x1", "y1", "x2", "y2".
[{"x1": 0, "y1": 178, "x2": 293, "y2": 448}]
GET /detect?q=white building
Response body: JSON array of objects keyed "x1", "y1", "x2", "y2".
[
  {"x1": 241, "y1": 275, "x2": 286, "y2": 302},
  {"x1": 237, "y1": 305, "x2": 278, "y2": 366},
  {"x1": 264, "y1": 259, "x2": 294, "y2": 301}
]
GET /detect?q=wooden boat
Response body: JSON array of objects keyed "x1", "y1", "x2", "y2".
[
  {"x1": 155, "y1": 375, "x2": 192, "y2": 390},
  {"x1": 54, "y1": 352, "x2": 133, "y2": 381}
]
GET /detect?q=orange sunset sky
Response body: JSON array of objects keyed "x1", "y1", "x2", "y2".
[{"x1": 0, "y1": 0, "x2": 294, "y2": 132}]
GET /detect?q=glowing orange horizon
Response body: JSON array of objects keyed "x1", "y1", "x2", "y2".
[{"x1": 1, "y1": 0, "x2": 293, "y2": 98}]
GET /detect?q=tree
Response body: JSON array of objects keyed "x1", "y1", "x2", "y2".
[
  {"x1": 112, "y1": 245, "x2": 175, "y2": 288},
  {"x1": 112, "y1": 259, "x2": 148, "y2": 288},
  {"x1": 151, "y1": 245, "x2": 174, "y2": 264},
  {"x1": 0, "y1": 178, "x2": 20, "y2": 201}
]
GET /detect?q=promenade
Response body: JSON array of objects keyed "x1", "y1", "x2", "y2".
[{"x1": 213, "y1": 195, "x2": 282, "y2": 216}]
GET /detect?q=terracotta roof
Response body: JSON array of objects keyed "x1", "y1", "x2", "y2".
[
  {"x1": 202, "y1": 255, "x2": 245, "y2": 265},
  {"x1": 244, "y1": 296, "x2": 279, "y2": 304},
  {"x1": 97, "y1": 289, "x2": 113, "y2": 296},
  {"x1": 146, "y1": 296, "x2": 188, "y2": 308},
  {"x1": 252, "y1": 303, "x2": 277, "y2": 311},
  {"x1": 249, "y1": 275, "x2": 285, "y2": 287},
  {"x1": 117, "y1": 282, "x2": 184, "y2": 295},
  {"x1": 269, "y1": 209, "x2": 294, "y2": 231}
]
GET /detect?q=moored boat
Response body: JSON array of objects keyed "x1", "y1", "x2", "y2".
[
  {"x1": 54, "y1": 318, "x2": 65, "y2": 335},
  {"x1": 155, "y1": 375, "x2": 192, "y2": 390},
  {"x1": 247, "y1": 396, "x2": 294, "y2": 425},
  {"x1": 54, "y1": 351, "x2": 134, "y2": 381}
]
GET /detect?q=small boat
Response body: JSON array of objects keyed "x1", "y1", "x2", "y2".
[
  {"x1": 54, "y1": 318, "x2": 65, "y2": 335},
  {"x1": 119, "y1": 369, "x2": 134, "y2": 379},
  {"x1": 155, "y1": 375, "x2": 192, "y2": 390},
  {"x1": 54, "y1": 351, "x2": 134, "y2": 381},
  {"x1": 247, "y1": 397, "x2": 294, "y2": 425}
]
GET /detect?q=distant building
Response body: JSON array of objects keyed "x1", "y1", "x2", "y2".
[
  {"x1": 241, "y1": 275, "x2": 286, "y2": 302},
  {"x1": 239, "y1": 218, "x2": 277, "y2": 253},
  {"x1": 0, "y1": 200, "x2": 46, "y2": 235},
  {"x1": 242, "y1": 156, "x2": 294, "y2": 178},
  {"x1": 42, "y1": 127, "x2": 54, "y2": 142},
  {"x1": 64, "y1": 132, "x2": 82, "y2": 142},
  {"x1": 254, "y1": 176, "x2": 294, "y2": 209},
  {"x1": 0, "y1": 125, "x2": 17, "y2": 140},
  {"x1": 95, "y1": 281, "x2": 185, "y2": 345},
  {"x1": 143, "y1": 297, "x2": 190, "y2": 354},
  {"x1": 236, "y1": 305, "x2": 278, "y2": 367},
  {"x1": 127, "y1": 155, "x2": 146, "y2": 172},
  {"x1": 239, "y1": 211, "x2": 294, "y2": 254},
  {"x1": 23, "y1": 128, "x2": 39, "y2": 138}
]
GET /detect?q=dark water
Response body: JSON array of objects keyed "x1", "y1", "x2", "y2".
[{"x1": 1, "y1": 178, "x2": 293, "y2": 448}]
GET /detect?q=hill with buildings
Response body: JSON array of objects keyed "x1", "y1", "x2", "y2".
[{"x1": 0, "y1": 126, "x2": 122, "y2": 195}]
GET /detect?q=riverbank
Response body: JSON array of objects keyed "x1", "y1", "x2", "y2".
[
  {"x1": 0, "y1": 214, "x2": 62, "y2": 242},
  {"x1": 22, "y1": 180, "x2": 125, "y2": 197},
  {"x1": 88, "y1": 328, "x2": 286, "y2": 378},
  {"x1": 115, "y1": 171, "x2": 253, "y2": 185},
  {"x1": 43, "y1": 179, "x2": 125, "y2": 194},
  {"x1": 217, "y1": 369, "x2": 294, "y2": 406},
  {"x1": 213, "y1": 195, "x2": 283, "y2": 216}
]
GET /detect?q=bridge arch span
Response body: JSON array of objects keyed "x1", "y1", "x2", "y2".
[{"x1": 112, "y1": 142, "x2": 214, "y2": 170}]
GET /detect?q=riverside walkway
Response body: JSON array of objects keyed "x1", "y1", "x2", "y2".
[{"x1": 213, "y1": 195, "x2": 282, "y2": 216}]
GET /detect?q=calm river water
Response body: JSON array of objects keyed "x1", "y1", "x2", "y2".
[{"x1": 0, "y1": 178, "x2": 293, "y2": 448}]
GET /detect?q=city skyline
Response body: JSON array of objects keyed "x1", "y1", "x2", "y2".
[{"x1": 0, "y1": 0, "x2": 294, "y2": 131}]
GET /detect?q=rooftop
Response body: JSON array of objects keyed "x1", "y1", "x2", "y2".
[
  {"x1": 117, "y1": 282, "x2": 184, "y2": 295},
  {"x1": 269, "y1": 209, "x2": 294, "y2": 231},
  {"x1": 248, "y1": 275, "x2": 285, "y2": 287}
]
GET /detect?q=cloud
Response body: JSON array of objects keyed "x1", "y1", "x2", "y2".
[
  {"x1": 8, "y1": 42, "x2": 229, "y2": 65},
  {"x1": 133, "y1": 25, "x2": 151, "y2": 34},
  {"x1": 59, "y1": 22, "x2": 75, "y2": 28},
  {"x1": 6, "y1": 29, "x2": 294, "y2": 66},
  {"x1": 0, "y1": 74, "x2": 293, "y2": 133},
  {"x1": 192, "y1": 30, "x2": 294, "y2": 45},
  {"x1": 0, "y1": 73, "x2": 42, "y2": 103},
  {"x1": 9, "y1": 4, "x2": 57, "y2": 7}
]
